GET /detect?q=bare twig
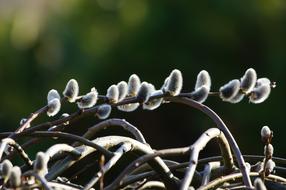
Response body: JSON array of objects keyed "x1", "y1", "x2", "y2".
[
  {"x1": 166, "y1": 96, "x2": 252, "y2": 188},
  {"x1": 105, "y1": 146, "x2": 190, "y2": 190},
  {"x1": 99, "y1": 155, "x2": 105, "y2": 190},
  {"x1": 45, "y1": 136, "x2": 178, "y2": 189},
  {"x1": 201, "y1": 162, "x2": 221, "y2": 186},
  {"x1": 9, "y1": 97, "x2": 66, "y2": 138},
  {"x1": 12, "y1": 106, "x2": 49, "y2": 135},
  {"x1": 0, "y1": 138, "x2": 32, "y2": 166},
  {"x1": 83, "y1": 143, "x2": 132, "y2": 190},
  {"x1": 74, "y1": 118, "x2": 146, "y2": 147},
  {"x1": 24, "y1": 171, "x2": 52, "y2": 190},
  {"x1": 197, "y1": 172, "x2": 286, "y2": 190},
  {"x1": 180, "y1": 128, "x2": 233, "y2": 190},
  {"x1": 45, "y1": 144, "x2": 81, "y2": 159},
  {"x1": 137, "y1": 181, "x2": 165, "y2": 189}
]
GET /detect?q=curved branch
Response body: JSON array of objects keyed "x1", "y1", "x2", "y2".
[
  {"x1": 120, "y1": 162, "x2": 201, "y2": 188},
  {"x1": 83, "y1": 143, "x2": 132, "y2": 190},
  {"x1": 23, "y1": 131, "x2": 114, "y2": 158},
  {"x1": 166, "y1": 96, "x2": 252, "y2": 188},
  {"x1": 180, "y1": 128, "x2": 234, "y2": 190},
  {"x1": 24, "y1": 171, "x2": 52, "y2": 190},
  {"x1": 45, "y1": 136, "x2": 178, "y2": 189},
  {"x1": 45, "y1": 144, "x2": 81, "y2": 159},
  {"x1": 138, "y1": 181, "x2": 165, "y2": 189},
  {"x1": 0, "y1": 138, "x2": 32, "y2": 166},
  {"x1": 105, "y1": 146, "x2": 190, "y2": 190},
  {"x1": 197, "y1": 172, "x2": 286, "y2": 190},
  {"x1": 201, "y1": 162, "x2": 221, "y2": 186},
  {"x1": 74, "y1": 118, "x2": 146, "y2": 147}
]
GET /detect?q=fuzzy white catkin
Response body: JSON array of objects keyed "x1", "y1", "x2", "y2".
[
  {"x1": 47, "y1": 98, "x2": 61, "y2": 117},
  {"x1": 195, "y1": 70, "x2": 211, "y2": 91},
  {"x1": 47, "y1": 89, "x2": 61, "y2": 102},
  {"x1": 254, "y1": 178, "x2": 267, "y2": 190},
  {"x1": 161, "y1": 77, "x2": 169, "y2": 91},
  {"x1": 1, "y1": 159, "x2": 13, "y2": 180},
  {"x1": 219, "y1": 79, "x2": 240, "y2": 101},
  {"x1": 106, "y1": 85, "x2": 119, "y2": 103},
  {"x1": 265, "y1": 159, "x2": 275, "y2": 174},
  {"x1": 128, "y1": 74, "x2": 141, "y2": 96},
  {"x1": 256, "y1": 78, "x2": 271, "y2": 86},
  {"x1": 63, "y1": 79, "x2": 79, "y2": 103},
  {"x1": 240, "y1": 68, "x2": 257, "y2": 94},
  {"x1": 117, "y1": 81, "x2": 128, "y2": 102},
  {"x1": 165, "y1": 69, "x2": 183, "y2": 96},
  {"x1": 9, "y1": 166, "x2": 21, "y2": 188},
  {"x1": 137, "y1": 82, "x2": 153, "y2": 103},
  {"x1": 261, "y1": 126, "x2": 272, "y2": 141},
  {"x1": 143, "y1": 90, "x2": 163, "y2": 110},
  {"x1": 190, "y1": 85, "x2": 209, "y2": 103},
  {"x1": 264, "y1": 144, "x2": 274, "y2": 157},
  {"x1": 96, "y1": 104, "x2": 112, "y2": 119},
  {"x1": 227, "y1": 92, "x2": 244, "y2": 104},
  {"x1": 249, "y1": 79, "x2": 271, "y2": 104},
  {"x1": 117, "y1": 103, "x2": 140, "y2": 112},
  {"x1": 34, "y1": 152, "x2": 48, "y2": 176},
  {"x1": 77, "y1": 88, "x2": 98, "y2": 109}
]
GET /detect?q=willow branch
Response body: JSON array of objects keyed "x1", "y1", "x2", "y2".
[
  {"x1": 9, "y1": 97, "x2": 66, "y2": 138},
  {"x1": 197, "y1": 172, "x2": 286, "y2": 190},
  {"x1": 137, "y1": 181, "x2": 165, "y2": 189},
  {"x1": 201, "y1": 162, "x2": 221, "y2": 186},
  {"x1": 24, "y1": 171, "x2": 52, "y2": 190},
  {"x1": 180, "y1": 128, "x2": 234, "y2": 190},
  {"x1": 83, "y1": 143, "x2": 132, "y2": 190},
  {"x1": 45, "y1": 136, "x2": 178, "y2": 189},
  {"x1": 20, "y1": 131, "x2": 114, "y2": 158},
  {"x1": 45, "y1": 144, "x2": 81, "y2": 160},
  {"x1": 120, "y1": 162, "x2": 201, "y2": 188},
  {"x1": 12, "y1": 106, "x2": 48, "y2": 135},
  {"x1": 105, "y1": 146, "x2": 190, "y2": 190},
  {"x1": 0, "y1": 138, "x2": 32, "y2": 166},
  {"x1": 74, "y1": 118, "x2": 146, "y2": 147},
  {"x1": 166, "y1": 96, "x2": 252, "y2": 188}
]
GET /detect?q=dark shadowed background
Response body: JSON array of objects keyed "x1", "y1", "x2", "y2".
[{"x1": 0, "y1": 0, "x2": 285, "y2": 161}]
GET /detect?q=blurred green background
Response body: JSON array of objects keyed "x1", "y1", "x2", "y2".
[{"x1": 0, "y1": 0, "x2": 285, "y2": 158}]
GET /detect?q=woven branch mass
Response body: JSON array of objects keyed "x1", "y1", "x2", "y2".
[{"x1": 0, "y1": 68, "x2": 284, "y2": 190}]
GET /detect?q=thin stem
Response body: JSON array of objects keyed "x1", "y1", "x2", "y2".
[
  {"x1": 105, "y1": 146, "x2": 190, "y2": 190},
  {"x1": 24, "y1": 171, "x2": 52, "y2": 190},
  {"x1": 0, "y1": 138, "x2": 32, "y2": 166},
  {"x1": 45, "y1": 136, "x2": 178, "y2": 189},
  {"x1": 47, "y1": 182, "x2": 81, "y2": 190},
  {"x1": 121, "y1": 155, "x2": 286, "y2": 188},
  {"x1": 166, "y1": 96, "x2": 253, "y2": 188},
  {"x1": 180, "y1": 128, "x2": 233, "y2": 190},
  {"x1": 45, "y1": 144, "x2": 82, "y2": 159},
  {"x1": 9, "y1": 92, "x2": 249, "y2": 188},
  {"x1": 21, "y1": 131, "x2": 114, "y2": 158},
  {"x1": 120, "y1": 162, "x2": 201, "y2": 188},
  {"x1": 197, "y1": 172, "x2": 286, "y2": 190},
  {"x1": 73, "y1": 118, "x2": 146, "y2": 147},
  {"x1": 83, "y1": 143, "x2": 132, "y2": 190},
  {"x1": 9, "y1": 97, "x2": 66, "y2": 138},
  {"x1": 137, "y1": 181, "x2": 165, "y2": 190},
  {"x1": 201, "y1": 162, "x2": 221, "y2": 186},
  {"x1": 13, "y1": 106, "x2": 48, "y2": 135},
  {"x1": 197, "y1": 155, "x2": 286, "y2": 166}
]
